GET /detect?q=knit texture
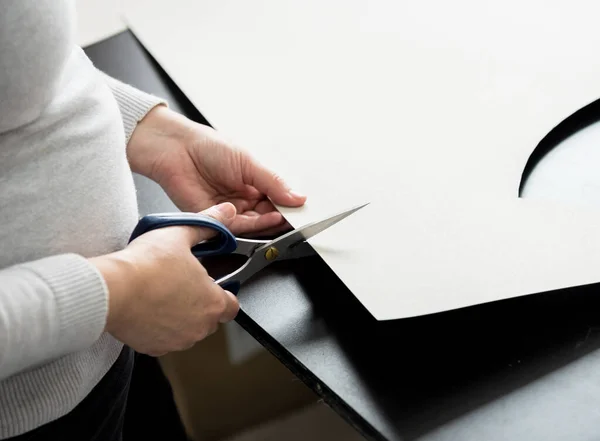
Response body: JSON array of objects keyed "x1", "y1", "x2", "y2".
[
  {"x1": 0, "y1": 1, "x2": 166, "y2": 438},
  {"x1": 102, "y1": 73, "x2": 168, "y2": 143}
]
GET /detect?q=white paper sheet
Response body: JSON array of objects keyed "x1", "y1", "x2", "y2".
[{"x1": 122, "y1": 0, "x2": 600, "y2": 320}]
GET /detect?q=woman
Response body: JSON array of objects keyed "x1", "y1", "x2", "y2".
[{"x1": 0, "y1": 1, "x2": 305, "y2": 439}]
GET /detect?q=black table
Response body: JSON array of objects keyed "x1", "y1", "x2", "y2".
[{"x1": 85, "y1": 31, "x2": 600, "y2": 441}]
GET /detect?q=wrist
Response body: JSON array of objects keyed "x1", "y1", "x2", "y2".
[
  {"x1": 126, "y1": 105, "x2": 192, "y2": 179},
  {"x1": 89, "y1": 250, "x2": 141, "y2": 335}
]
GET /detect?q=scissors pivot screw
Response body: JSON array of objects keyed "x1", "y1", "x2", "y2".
[{"x1": 264, "y1": 246, "x2": 280, "y2": 261}]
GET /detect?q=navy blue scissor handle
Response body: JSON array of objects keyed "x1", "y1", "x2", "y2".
[{"x1": 128, "y1": 212, "x2": 241, "y2": 293}]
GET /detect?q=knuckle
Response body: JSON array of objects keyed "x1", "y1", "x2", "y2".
[
  {"x1": 217, "y1": 293, "x2": 228, "y2": 312},
  {"x1": 272, "y1": 172, "x2": 284, "y2": 184},
  {"x1": 207, "y1": 286, "x2": 226, "y2": 309},
  {"x1": 195, "y1": 263, "x2": 209, "y2": 278},
  {"x1": 196, "y1": 320, "x2": 220, "y2": 341},
  {"x1": 147, "y1": 349, "x2": 164, "y2": 357},
  {"x1": 196, "y1": 328, "x2": 210, "y2": 342},
  {"x1": 177, "y1": 341, "x2": 195, "y2": 352}
]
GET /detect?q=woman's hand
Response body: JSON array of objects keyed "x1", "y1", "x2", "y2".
[
  {"x1": 127, "y1": 106, "x2": 306, "y2": 236},
  {"x1": 90, "y1": 203, "x2": 239, "y2": 357}
]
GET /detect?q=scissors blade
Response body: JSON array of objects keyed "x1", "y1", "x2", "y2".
[
  {"x1": 215, "y1": 202, "x2": 368, "y2": 289},
  {"x1": 266, "y1": 202, "x2": 369, "y2": 257}
]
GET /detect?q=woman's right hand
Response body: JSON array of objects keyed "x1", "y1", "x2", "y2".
[{"x1": 90, "y1": 202, "x2": 240, "y2": 357}]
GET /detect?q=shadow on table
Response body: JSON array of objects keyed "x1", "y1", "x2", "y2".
[{"x1": 294, "y1": 256, "x2": 600, "y2": 440}]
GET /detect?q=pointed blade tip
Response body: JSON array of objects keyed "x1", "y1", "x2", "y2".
[
  {"x1": 348, "y1": 201, "x2": 370, "y2": 213},
  {"x1": 331, "y1": 201, "x2": 370, "y2": 222}
]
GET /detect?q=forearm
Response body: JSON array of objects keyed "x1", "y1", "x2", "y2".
[{"x1": 0, "y1": 254, "x2": 108, "y2": 380}]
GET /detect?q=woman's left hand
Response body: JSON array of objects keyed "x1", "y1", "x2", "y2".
[{"x1": 127, "y1": 105, "x2": 306, "y2": 235}]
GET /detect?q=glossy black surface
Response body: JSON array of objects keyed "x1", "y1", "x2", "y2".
[{"x1": 85, "y1": 31, "x2": 600, "y2": 441}]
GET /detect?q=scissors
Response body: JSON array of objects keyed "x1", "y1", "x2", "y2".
[{"x1": 128, "y1": 203, "x2": 368, "y2": 294}]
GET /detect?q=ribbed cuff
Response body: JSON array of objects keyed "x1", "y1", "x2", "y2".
[
  {"x1": 101, "y1": 72, "x2": 168, "y2": 143},
  {"x1": 23, "y1": 254, "x2": 109, "y2": 354}
]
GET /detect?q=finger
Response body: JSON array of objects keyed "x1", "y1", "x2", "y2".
[
  {"x1": 228, "y1": 211, "x2": 284, "y2": 235},
  {"x1": 180, "y1": 202, "x2": 237, "y2": 246},
  {"x1": 242, "y1": 158, "x2": 306, "y2": 207},
  {"x1": 240, "y1": 210, "x2": 260, "y2": 217},
  {"x1": 254, "y1": 199, "x2": 277, "y2": 215},
  {"x1": 245, "y1": 221, "x2": 292, "y2": 238},
  {"x1": 224, "y1": 194, "x2": 259, "y2": 214},
  {"x1": 219, "y1": 291, "x2": 240, "y2": 323},
  {"x1": 241, "y1": 184, "x2": 263, "y2": 200}
]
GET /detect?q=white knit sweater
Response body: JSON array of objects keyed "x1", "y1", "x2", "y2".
[{"x1": 0, "y1": 1, "x2": 166, "y2": 437}]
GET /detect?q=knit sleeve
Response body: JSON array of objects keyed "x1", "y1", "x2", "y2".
[
  {"x1": 100, "y1": 72, "x2": 168, "y2": 144},
  {"x1": 0, "y1": 254, "x2": 108, "y2": 381}
]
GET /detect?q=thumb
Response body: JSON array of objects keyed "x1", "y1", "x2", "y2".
[{"x1": 181, "y1": 202, "x2": 237, "y2": 246}]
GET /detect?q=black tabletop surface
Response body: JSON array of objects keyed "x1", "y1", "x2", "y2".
[{"x1": 85, "y1": 30, "x2": 600, "y2": 441}]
